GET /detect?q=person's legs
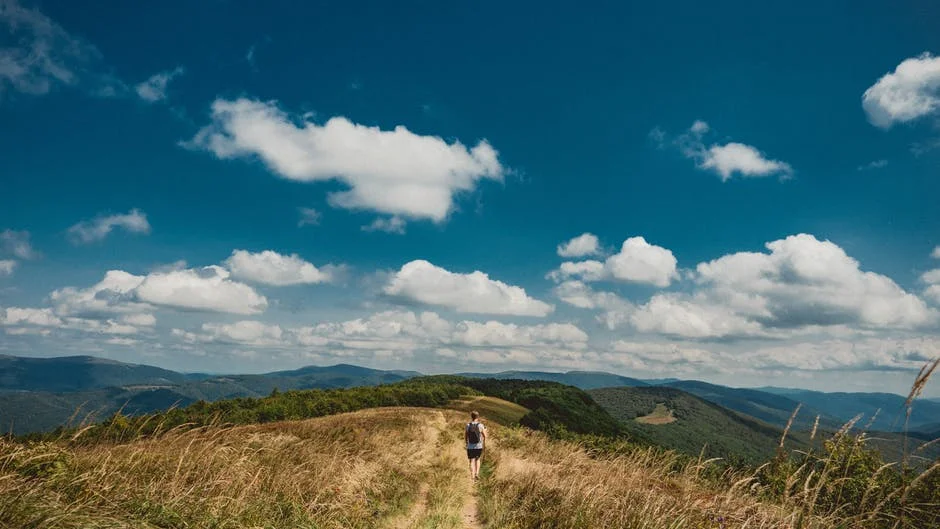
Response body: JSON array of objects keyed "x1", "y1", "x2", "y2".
[{"x1": 471, "y1": 457, "x2": 480, "y2": 479}]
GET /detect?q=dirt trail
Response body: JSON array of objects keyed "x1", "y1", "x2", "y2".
[
  {"x1": 384, "y1": 409, "x2": 483, "y2": 529},
  {"x1": 449, "y1": 429, "x2": 483, "y2": 529}
]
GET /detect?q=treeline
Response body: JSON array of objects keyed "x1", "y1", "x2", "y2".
[
  {"x1": 19, "y1": 375, "x2": 630, "y2": 446},
  {"x1": 416, "y1": 376, "x2": 625, "y2": 437},
  {"x1": 25, "y1": 381, "x2": 471, "y2": 444}
]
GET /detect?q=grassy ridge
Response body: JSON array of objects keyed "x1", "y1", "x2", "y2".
[
  {"x1": 1, "y1": 408, "x2": 440, "y2": 528},
  {"x1": 589, "y1": 386, "x2": 801, "y2": 464}
]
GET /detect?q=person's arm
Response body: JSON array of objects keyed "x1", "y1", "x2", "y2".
[
  {"x1": 464, "y1": 425, "x2": 469, "y2": 444},
  {"x1": 480, "y1": 425, "x2": 486, "y2": 447}
]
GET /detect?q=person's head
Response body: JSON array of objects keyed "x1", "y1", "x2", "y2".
[{"x1": 470, "y1": 411, "x2": 479, "y2": 420}]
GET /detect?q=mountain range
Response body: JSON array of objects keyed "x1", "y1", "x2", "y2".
[{"x1": 1, "y1": 355, "x2": 938, "y2": 441}]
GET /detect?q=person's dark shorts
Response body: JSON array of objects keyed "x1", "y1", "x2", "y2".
[{"x1": 467, "y1": 448, "x2": 483, "y2": 460}]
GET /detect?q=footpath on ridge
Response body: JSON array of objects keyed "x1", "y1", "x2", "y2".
[{"x1": 384, "y1": 409, "x2": 484, "y2": 529}]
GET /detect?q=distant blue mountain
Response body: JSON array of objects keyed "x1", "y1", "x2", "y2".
[
  {"x1": 0, "y1": 355, "x2": 421, "y2": 434},
  {"x1": 457, "y1": 370, "x2": 649, "y2": 389},
  {"x1": 756, "y1": 386, "x2": 940, "y2": 433}
]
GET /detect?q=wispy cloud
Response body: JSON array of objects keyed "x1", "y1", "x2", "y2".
[
  {"x1": 0, "y1": 229, "x2": 37, "y2": 259},
  {"x1": 857, "y1": 159, "x2": 888, "y2": 171},
  {"x1": 135, "y1": 66, "x2": 184, "y2": 103},
  {"x1": 362, "y1": 216, "x2": 406, "y2": 235},
  {"x1": 297, "y1": 207, "x2": 321, "y2": 227},
  {"x1": 0, "y1": 0, "x2": 123, "y2": 98},
  {"x1": 67, "y1": 209, "x2": 151, "y2": 244},
  {"x1": 664, "y1": 121, "x2": 793, "y2": 181}
]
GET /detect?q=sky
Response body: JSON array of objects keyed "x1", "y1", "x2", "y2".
[{"x1": 2, "y1": 0, "x2": 940, "y2": 397}]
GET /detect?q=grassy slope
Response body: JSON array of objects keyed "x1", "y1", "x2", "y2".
[
  {"x1": 1, "y1": 408, "x2": 447, "y2": 528},
  {"x1": 589, "y1": 386, "x2": 796, "y2": 464},
  {"x1": 449, "y1": 396, "x2": 529, "y2": 425},
  {"x1": 3, "y1": 381, "x2": 937, "y2": 529}
]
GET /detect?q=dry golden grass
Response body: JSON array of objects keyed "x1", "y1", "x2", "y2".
[
  {"x1": 478, "y1": 426, "x2": 804, "y2": 529},
  {"x1": 1, "y1": 377, "x2": 936, "y2": 529},
  {"x1": 0, "y1": 407, "x2": 448, "y2": 529},
  {"x1": 477, "y1": 424, "x2": 938, "y2": 529}
]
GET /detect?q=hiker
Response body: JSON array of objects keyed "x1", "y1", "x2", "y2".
[{"x1": 465, "y1": 410, "x2": 486, "y2": 480}]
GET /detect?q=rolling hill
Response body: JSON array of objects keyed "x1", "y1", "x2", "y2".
[
  {"x1": 588, "y1": 386, "x2": 798, "y2": 463},
  {"x1": 0, "y1": 357, "x2": 421, "y2": 434},
  {"x1": 0, "y1": 354, "x2": 201, "y2": 392},
  {"x1": 757, "y1": 387, "x2": 940, "y2": 433},
  {"x1": 655, "y1": 380, "x2": 840, "y2": 430}
]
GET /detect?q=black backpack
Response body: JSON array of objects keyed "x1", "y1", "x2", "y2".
[{"x1": 467, "y1": 422, "x2": 481, "y2": 444}]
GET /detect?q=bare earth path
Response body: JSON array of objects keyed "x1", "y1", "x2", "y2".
[{"x1": 384, "y1": 409, "x2": 483, "y2": 529}]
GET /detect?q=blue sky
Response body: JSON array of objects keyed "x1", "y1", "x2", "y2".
[{"x1": 2, "y1": 0, "x2": 940, "y2": 396}]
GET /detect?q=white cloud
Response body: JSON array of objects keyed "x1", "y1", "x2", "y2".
[
  {"x1": 198, "y1": 321, "x2": 284, "y2": 347},
  {"x1": 630, "y1": 293, "x2": 769, "y2": 339},
  {"x1": 104, "y1": 337, "x2": 138, "y2": 346},
  {"x1": 696, "y1": 234, "x2": 933, "y2": 328},
  {"x1": 0, "y1": 0, "x2": 121, "y2": 97},
  {"x1": 362, "y1": 216, "x2": 406, "y2": 234},
  {"x1": 1, "y1": 307, "x2": 61, "y2": 326},
  {"x1": 862, "y1": 53, "x2": 940, "y2": 128},
  {"x1": 932, "y1": 246, "x2": 940, "y2": 259},
  {"x1": 557, "y1": 233, "x2": 600, "y2": 258},
  {"x1": 921, "y1": 268, "x2": 940, "y2": 304},
  {"x1": 171, "y1": 310, "x2": 591, "y2": 369},
  {"x1": 631, "y1": 234, "x2": 935, "y2": 339},
  {"x1": 64, "y1": 317, "x2": 139, "y2": 335},
  {"x1": 134, "y1": 265, "x2": 268, "y2": 315},
  {"x1": 135, "y1": 66, "x2": 183, "y2": 103},
  {"x1": 700, "y1": 142, "x2": 793, "y2": 181},
  {"x1": 549, "y1": 259, "x2": 607, "y2": 282},
  {"x1": 188, "y1": 98, "x2": 504, "y2": 222},
  {"x1": 675, "y1": 121, "x2": 792, "y2": 181},
  {"x1": 553, "y1": 281, "x2": 635, "y2": 330},
  {"x1": 549, "y1": 236, "x2": 678, "y2": 288},
  {"x1": 611, "y1": 340, "x2": 715, "y2": 365},
  {"x1": 120, "y1": 313, "x2": 156, "y2": 326},
  {"x1": 297, "y1": 207, "x2": 321, "y2": 227},
  {"x1": 224, "y1": 249, "x2": 333, "y2": 286},
  {"x1": 384, "y1": 260, "x2": 553, "y2": 317},
  {"x1": 0, "y1": 306, "x2": 148, "y2": 337},
  {"x1": 0, "y1": 229, "x2": 37, "y2": 259},
  {"x1": 67, "y1": 209, "x2": 151, "y2": 244},
  {"x1": 50, "y1": 270, "x2": 149, "y2": 317},
  {"x1": 0, "y1": 259, "x2": 14, "y2": 276},
  {"x1": 51, "y1": 261, "x2": 269, "y2": 318},
  {"x1": 739, "y1": 337, "x2": 940, "y2": 372},
  {"x1": 451, "y1": 321, "x2": 588, "y2": 348},
  {"x1": 606, "y1": 236, "x2": 679, "y2": 287}
]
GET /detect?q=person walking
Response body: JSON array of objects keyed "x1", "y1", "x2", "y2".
[{"x1": 465, "y1": 410, "x2": 486, "y2": 480}]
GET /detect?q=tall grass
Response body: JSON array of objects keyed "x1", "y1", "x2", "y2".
[
  {"x1": 0, "y1": 408, "x2": 437, "y2": 528},
  {"x1": 477, "y1": 360, "x2": 940, "y2": 529}
]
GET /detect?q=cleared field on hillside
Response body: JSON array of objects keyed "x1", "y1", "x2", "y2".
[{"x1": 635, "y1": 402, "x2": 676, "y2": 424}]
